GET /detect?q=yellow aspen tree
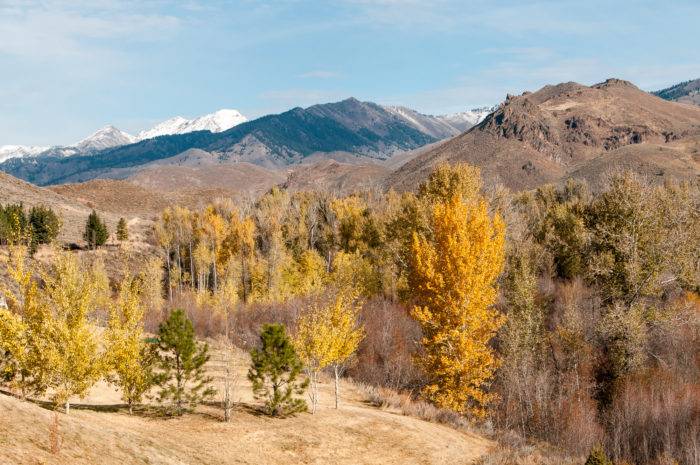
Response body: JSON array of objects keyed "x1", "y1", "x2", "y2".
[
  {"x1": 105, "y1": 274, "x2": 154, "y2": 414},
  {"x1": 42, "y1": 252, "x2": 107, "y2": 413},
  {"x1": 331, "y1": 196, "x2": 367, "y2": 253},
  {"x1": 408, "y1": 195, "x2": 506, "y2": 418},
  {"x1": 293, "y1": 289, "x2": 364, "y2": 411},
  {"x1": 255, "y1": 187, "x2": 290, "y2": 296},
  {"x1": 139, "y1": 256, "x2": 165, "y2": 329},
  {"x1": 0, "y1": 307, "x2": 27, "y2": 388},
  {"x1": 417, "y1": 162, "x2": 482, "y2": 205},
  {"x1": 1, "y1": 245, "x2": 57, "y2": 397},
  {"x1": 201, "y1": 206, "x2": 227, "y2": 292},
  {"x1": 220, "y1": 215, "x2": 256, "y2": 303},
  {"x1": 211, "y1": 271, "x2": 239, "y2": 337},
  {"x1": 280, "y1": 249, "x2": 327, "y2": 298}
]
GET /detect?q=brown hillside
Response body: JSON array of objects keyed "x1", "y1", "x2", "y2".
[
  {"x1": 50, "y1": 179, "x2": 171, "y2": 218},
  {"x1": 0, "y1": 171, "x2": 103, "y2": 242},
  {"x1": 283, "y1": 159, "x2": 389, "y2": 194},
  {"x1": 128, "y1": 162, "x2": 284, "y2": 198},
  {"x1": 388, "y1": 78, "x2": 700, "y2": 191}
]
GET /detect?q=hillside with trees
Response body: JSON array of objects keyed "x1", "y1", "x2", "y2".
[{"x1": 1, "y1": 163, "x2": 698, "y2": 464}]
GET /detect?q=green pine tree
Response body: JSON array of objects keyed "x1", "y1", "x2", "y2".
[
  {"x1": 83, "y1": 210, "x2": 108, "y2": 249},
  {"x1": 584, "y1": 444, "x2": 612, "y2": 465},
  {"x1": 248, "y1": 323, "x2": 308, "y2": 417},
  {"x1": 116, "y1": 218, "x2": 129, "y2": 242},
  {"x1": 155, "y1": 309, "x2": 214, "y2": 416},
  {"x1": 29, "y1": 205, "x2": 61, "y2": 249}
]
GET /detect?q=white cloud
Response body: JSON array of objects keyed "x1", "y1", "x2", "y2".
[{"x1": 0, "y1": 1, "x2": 180, "y2": 61}]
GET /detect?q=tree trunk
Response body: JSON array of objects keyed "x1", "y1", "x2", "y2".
[
  {"x1": 308, "y1": 369, "x2": 319, "y2": 414},
  {"x1": 189, "y1": 241, "x2": 195, "y2": 290},
  {"x1": 165, "y1": 250, "x2": 173, "y2": 302}
]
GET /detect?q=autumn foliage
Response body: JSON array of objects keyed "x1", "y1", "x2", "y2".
[{"x1": 408, "y1": 195, "x2": 506, "y2": 418}]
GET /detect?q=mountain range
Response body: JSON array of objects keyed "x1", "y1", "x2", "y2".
[
  {"x1": 2, "y1": 77, "x2": 699, "y2": 196},
  {"x1": 653, "y1": 78, "x2": 700, "y2": 106},
  {"x1": 0, "y1": 109, "x2": 248, "y2": 163},
  {"x1": 0, "y1": 100, "x2": 492, "y2": 186}
]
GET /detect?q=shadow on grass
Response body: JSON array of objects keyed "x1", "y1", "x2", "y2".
[{"x1": 1, "y1": 388, "x2": 280, "y2": 421}]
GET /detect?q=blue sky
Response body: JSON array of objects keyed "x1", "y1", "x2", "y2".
[{"x1": 2, "y1": 0, "x2": 700, "y2": 146}]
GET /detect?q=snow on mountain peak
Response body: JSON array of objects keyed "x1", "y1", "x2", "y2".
[
  {"x1": 437, "y1": 106, "x2": 496, "y2": 127},
  {"x1": 136, "y1": 109, "x2": 247, "y2": 140},
  {"x1": 74, "y1": 125, "x2": 136, "y2": 152},
  {"x1": 0, "y1": 145, "x2": 49, "y2": 163}
]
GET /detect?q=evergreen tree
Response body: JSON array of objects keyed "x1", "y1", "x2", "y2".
[
  {"x1": 155, "y1": 309, "x2": 214, "y2": 415},
  {"x1": 28, "y1": 205, "x2": 61, "y2": 249},
  {"x1": 116, "y1": 217, "x2": 129, "y2": 242},
  {"x1": 248, "y1": 323, "x2": 308, "y2": 416},
  {"x1": 83, "y1": 210, "x2": 108, "y2": 249}
]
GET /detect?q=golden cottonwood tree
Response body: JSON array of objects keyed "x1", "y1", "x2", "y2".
[
  {"x1": 293, "y1": 289, "x2": 364, "y2": 411},
  {"x1": 105, "y1": 275, "x2": 154, "y2": 414},
  {"x1": 0, "y1": 245, "x2": 57, "y2": 397},
  {"x1": 408, "y1": 195, "x2": 506, "y2": 418},
  {"x1": 42, "y1": 252, "x2": 109, "y2": 413},
  {"x1": 418, "y1": 163, "x2": 482, "y2": 205}
]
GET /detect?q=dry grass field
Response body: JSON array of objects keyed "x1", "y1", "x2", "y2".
[{"x1": 0, "y1": 346, "x2": 494, "y2": 465}]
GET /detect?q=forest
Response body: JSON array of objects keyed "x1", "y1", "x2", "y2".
[{"x1": 1, "y1": 164, "x2": 699, "y2": 465}]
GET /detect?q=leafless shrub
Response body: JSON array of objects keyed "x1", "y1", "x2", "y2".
[
  {"x1": 229, "y1": 298, "x2": 305, "y2": 350},
  {"x1": 348, "y1": 298, "x2": 423, "y2": 390},
  {"x1": 606, "y1": 371, "x2": 700, "y2": 465}
]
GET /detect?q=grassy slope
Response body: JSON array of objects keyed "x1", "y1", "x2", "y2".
[{"x1": 0, "y1": 348, "x2": 493, "y2": 465}]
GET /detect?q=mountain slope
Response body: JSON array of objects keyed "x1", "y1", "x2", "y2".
[
  {"x1": 383, "y1": 106, "x2": 493, "y2": 139},
  {"x1": 1, "y1": 98, "x2": 437, "y2": 185},
  {"x1": 653, "y1": 78, "x2": 700, "y2": 106},
  {"x1": 389, "y1": 78, "x2": 700, "y2": 191}
]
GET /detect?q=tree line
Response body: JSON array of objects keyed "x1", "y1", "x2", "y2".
[{"x1": 1, "y1": 164, "x2": 699, "y2": 464}]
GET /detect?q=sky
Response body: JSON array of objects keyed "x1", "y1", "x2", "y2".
[{"x1": 1, "y1": 0, "x2": 700, "y2": 146}]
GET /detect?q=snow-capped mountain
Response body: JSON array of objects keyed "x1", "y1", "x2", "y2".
[
  {"x1": 0, "y1": 145, "x2": 49, "y2": 163},
  {"x1": 384, "y1": 105, "x2": 496, "y2": 139},
  {"x1": 436, "y1": 106, "x2": 496, "y2": 131},
  {"x1": 136, "y1": 109, "x2": 247, "y2": 140},
  {"x1": 0, "y1": 109, "x2": 248, "y2": 163},
  {"x1": 74, "y1": 125, "x2": 136, "y2": 152}
]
